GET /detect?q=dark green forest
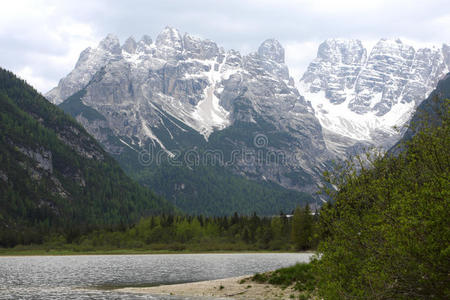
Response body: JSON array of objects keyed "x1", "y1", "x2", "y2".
[
  {"x1": 0, "y1": 68, "x2": 174, "y2": 247},
  {"x1": 133, "y1": 164, "x2": 314, "y2": 216}
]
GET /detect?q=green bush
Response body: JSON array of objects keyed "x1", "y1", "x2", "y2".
[
  {"x1": 252, "y1": 263, "x2": 316, "y2": 292},
  {"x1": 315, "y1": 101, "x2": 450, "y2": 299}
]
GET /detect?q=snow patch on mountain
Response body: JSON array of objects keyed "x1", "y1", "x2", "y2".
[
  {"x1": 302, "y1": 87, "x2": 415, "y2": 141},
  {"x1": 192, "y1": 61, "x2": 231, "y2": 138}
]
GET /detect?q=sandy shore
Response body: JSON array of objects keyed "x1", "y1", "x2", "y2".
[{"x1": 119, "y1": 275, "x2": 309, "y2": 299}]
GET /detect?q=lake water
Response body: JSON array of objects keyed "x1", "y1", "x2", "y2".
[{"x1": 0, "y1": 253, "x2": 312, "y2": 299}]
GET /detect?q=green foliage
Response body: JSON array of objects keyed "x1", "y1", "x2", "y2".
[
  {"x1": 3, "y1": 212, "x2": 320, "y2": 252},
  {"x1": 291, "y1": 204, "x2": 315, "y2": 250},
  {"x1": 0, "y1": 68, "x2": 174, "y2": 247},
  {"x1": 252, "y1": 263, "x2": 317, "y2": 292},
  {"x1": 315, "y1": 100, "x2": 450, "y2": 299}
]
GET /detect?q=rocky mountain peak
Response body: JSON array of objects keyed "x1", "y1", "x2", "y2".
[
  {"x1": 257, "y1": 39, "x2": 285, "y2": 63},
  {"x1": 98, "y1": 34, "x2": 121, "y2": 54},
  {"x1": 47, "y1": 29, "x2": 331, "y2": 195},
  {"x1": 155, "y1": 26, "x2": 183, "y2": 59},
  {"x1": 74, "y1": 47, "x2": 93, "y2": 69},
  {"x1": 441, "y1": 43, "x2": 450, "y2": 65},
  {"x1": 122, "y1": 36, "x2": 137, "y2": 54},
  {"x1": 156, "y1": 26, "x2": 182, "y2": 43},
  {"x1": 317, "y1": 39, "x2": 366, "y2": 65},
  {"x1": 183, "y1": 33, "x2": 221, "y2": 60},
  {"x1": 140, "y1": 34, "x2": 153, "y2": 45},
  {"x1": 301, "y1": 39, "x2": 366, "y2": 103},
  {"x1": 370, "y1": 38, "x2": 415, "y2": 61},
  {"x1": 300, "y1": 37, "x2": 449, "y2": 155}
]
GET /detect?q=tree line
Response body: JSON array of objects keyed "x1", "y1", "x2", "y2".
[{"x1": 40, "y1": 206, "x2": 318, "y2": 252}]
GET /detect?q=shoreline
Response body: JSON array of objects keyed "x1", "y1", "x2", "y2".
[
  {"x1": 118, "y1": 275, "x2": 307, "y2": 299},
  {"x1": 0, "y1": 249, "x2": 313, "y2": 257}
]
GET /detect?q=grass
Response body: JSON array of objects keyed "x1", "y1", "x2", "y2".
[{"x1": 252, "y1": 263, "x2": 317, "y2": 293}]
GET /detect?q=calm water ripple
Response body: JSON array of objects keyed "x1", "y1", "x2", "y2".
[{"x1": 0, "y1": 253, "x2": 312, "y2": 299}]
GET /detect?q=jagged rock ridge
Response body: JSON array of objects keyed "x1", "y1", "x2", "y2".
[
  {"x1": 299, "y1": 38, "x2": 450, "y2": 154},
  {"x1": 47, "y1": 27, "x2": 331, "y2": 196}
]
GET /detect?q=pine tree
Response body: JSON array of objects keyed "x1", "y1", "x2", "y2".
[{"x1": 291, "y1": 204, "x2": 313, "y2": 250}]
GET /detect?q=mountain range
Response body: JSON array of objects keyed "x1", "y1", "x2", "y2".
[
  {"x1": 44, "y1": 26, "x2": 449, "y2": 212},
  {"x1": 300, "y1": 38, "x2": 450, "y2": 155}
]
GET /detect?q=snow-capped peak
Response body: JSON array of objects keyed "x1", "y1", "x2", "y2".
[
  {"x1": 98, "y1": 34, "x2": 121, "y2": 54},
  {"x1": 155, "y1": 26, "x2": 183, "y2": 59},
  {"x1": 300, "y1": 38, "x2": 450, "y2": 151},
  {"x1": 140, "y1": 34, "x2": 153, "y2": 45},
  {"x1": 258, "y1": 39, "x2": 285, "y2": 63},
  {"x1": 122, "y1": 36, "x2": 137, "y2": 54}
]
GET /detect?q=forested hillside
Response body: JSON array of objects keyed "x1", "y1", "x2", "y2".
[
  {"x1": 0, "y1": 68, "x2": 174, "y2": 247},
  {"x1": 60, "y1": 90, "x2": 316, "y2": 216},
  {"x1": 133, "y1": 164, "x2": 315, "y2": 216}
]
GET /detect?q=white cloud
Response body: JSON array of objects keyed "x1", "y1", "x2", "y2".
[
  {"x1": 16, "y1": 66, "x2": 55, "y2": 92},
  {"x1": 429, "y1": 14, "x2": 450, "y2": 43},
  {"x1": 0, "y1": 0, "x2": 99, "y2": 93}
]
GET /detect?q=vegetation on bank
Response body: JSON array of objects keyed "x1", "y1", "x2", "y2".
[
  {"x1": 251, "y1": 263, "x2": 318, "y2": 299},
  {"x1": 0, "y1": 208, "x2": 318, "y2": 253},
  {"x1": 313, "y1": 100, "x2": 449, "y2": 299},
  {"x1": 252, "y1": 99, "x2": 449, "y2": 300},
  {"x1": 0, "y1": 247, "x2": 294, "y2": 256}
]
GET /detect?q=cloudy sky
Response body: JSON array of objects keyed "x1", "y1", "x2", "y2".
[{"x1": 1, "y1": 0, "x2": 450, "y2": 93}]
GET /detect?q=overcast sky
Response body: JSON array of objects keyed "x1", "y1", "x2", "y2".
[{"x1": 1, "y1": 0, "x2": 450, "y2": 93}]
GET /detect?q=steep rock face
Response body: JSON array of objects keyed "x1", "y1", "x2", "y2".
[
  {"x1": 122, "y1": 37, "x2": 137, "y2": 54},
  {"x1": 48, "y1": 27, "x2": 331, "y2": 195},
  {"x1": 301, "y1": 39, "x2": 367, "y2": 104},
  {"x1": 213, "y1": 42, "x2": 329, "y2": 190},
  {"x1": 46, "y1": 34, "x2": 122, "y2": 105},
  {"x1": 300, "y1": 38, "x2": 449, "y2": 154}
]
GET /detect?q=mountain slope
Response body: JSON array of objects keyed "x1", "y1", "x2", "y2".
[
  {"x1": 48, "y1": 27, "x2": 331, "y2": 213},
  {"x1": 0, "y1": 68, "x2": 174, "y2": 246},
  {"x1": 134, "y1": 164, "x2": 314, "y2": 216},
  {"x1": 393, "y1": 72, "x2": 450, "y2": 149}
]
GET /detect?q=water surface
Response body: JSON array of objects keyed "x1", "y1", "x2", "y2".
[{"x1": 0, "y1": 253, "x2": 312, "y2": 299}]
